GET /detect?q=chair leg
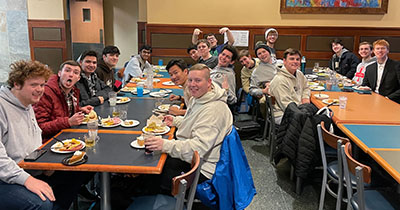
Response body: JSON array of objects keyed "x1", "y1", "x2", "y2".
[
  {"x1": 318, "y1": 170, "x2": 328, "y2": 210},
  {"x1": 296, "y1": 176, "x2": 303, "y2": 195}
]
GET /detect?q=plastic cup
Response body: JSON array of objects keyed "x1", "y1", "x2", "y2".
[
  {"x1": 339, "y1": 96, "x2": 347, "y2": 109},
  {"x1": 108, "y1": 92, "x2": 117, "y2": 106},
  {"x1": 137, "y1": 85, "x2": 144, "y2": 97},
  {"x1": 86, "y1": 121, "x2": 98, "y2": 147},
  {"x1": 158, "y1": 59, "x2": 163, "y2": 66},
  {"x1": 137, "y1": 136, "x2": 145, "y2": 146},
  {"x1": 326, "y1": 81, "x2": 333, "y2": 91}
]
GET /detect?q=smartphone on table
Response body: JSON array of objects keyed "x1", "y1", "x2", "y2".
[{"x1": 24, "y1": 149, "x2": 47, "y2": 161}]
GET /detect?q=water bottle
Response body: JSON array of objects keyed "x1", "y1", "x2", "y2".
[
  {"x1": 301, "y1": 56, "x2": 306, "y2": 73},
  {"x1": 146, "y1": 69, "x2": 154, "y2": 90}
]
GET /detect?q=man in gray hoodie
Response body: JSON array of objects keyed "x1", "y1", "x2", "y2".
[{"x1": 0, "y1": 60, "x2": 91, "y2": 209}]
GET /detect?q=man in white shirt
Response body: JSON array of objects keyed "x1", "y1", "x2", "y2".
[
  {"x1": 353, "y1": 42, "x2": 376, "y2": 85},
  {"x1": 362, "y1": 39, "x2": 400, "y2": 103},
  {"x1": 123, "y1": 45, "x2": 152, "y2": 86}
]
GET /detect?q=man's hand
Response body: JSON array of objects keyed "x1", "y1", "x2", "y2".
[
  {"x1": 144, "y1": 136, "x2": 164, "y2": 151},
  {"x1": 193, "y1": 28, "x2": 202, "y2": 36},
  {"x1": 80, "y1": 105, "x2": 93, "y2": 114},
  {"x1": 168, "y1": 106, "x2": 181, "y2": 116},
  {"x1": 98, "y1": 96, "x2": 104, "y2": 104},
  {"x1": 163, "y1": 115, "x2": 174, "y2": 127},
  {"x1": 301, "y1": 98, "x2": 310, "y2": 104},
  {"x1": 169, "y1": 94, "x2": 181, "y2": 101},
  {"x1": 24, "y1": 176, "x2": 55, "y2": 202},
  {"x1": 219, "y1": 27, "x2": 230, "y2": 34},
  {"x1": 68, "y1": 112, "x2": 84, "y2": 126},
  {"x1": 262, "y1": 82, "x2": 271, "y2": 95}
]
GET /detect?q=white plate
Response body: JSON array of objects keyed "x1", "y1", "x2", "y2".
[
  {"x1": 162, "y1": 81, "x2": 175, "y2": 86},
  {"x1": 101, "y1": 118, "x2": 122, "y2": 128},
  {"x1": 131, "y1": 89, "x2": 150, "y2": 95},
  {"x1": 322, "y1": 99, "x2": 339, "y2": 105},
  {"x1": 130, "y1": 78, "x2": 145, "y2": 83},
  {"x1": 308, "y1": 82, "x2": 319, "y2": 86},
  {"x1": 142, "y1": 125, "x2": 170, "y2": 135},
  {"x1": 353, "y1": 86, "x2": 371, "y2": 91},
  {"x1": 130, "y1": 140, "x2": 145, "y2": 149},
  {"x1": 51, "y1": 139, "x2": 86, "y2": 154},
  {"x1": 158, "y1": 104, "x2": 170, "y2": 112},
  {"x1": 149, "y1": 92, "x2": 168, "y2": 98},
  {"x1": 316, "y1": 73, "x2": 329, "y2": 77},
  {"x1": 121, "y1": 120, "x2": 140, "y2": 127},
  {"x1": 153, "y1": 79, "x2": 161, "y2": 83},
  {"x1": 310, "y1": 86, "x2": 325, "y2": 91},
  {"x1": 305, "y1": 75, "x2": 318, "y2": 79},
  {"x1": 314, "y1": 94, "x2": 329, "y2": 99},
  {"x1": 344, "y1": 83, "x2": 354, "y2": 87},
  {"x1": 120, "y1": 87, "x2": 136, "y2": 92},
  {"x1": 159, "y1": 89, "x2": 172, "y2": 94},
  {"x1": 116, "y1": 97, "x2": 131, "y2": 104}
]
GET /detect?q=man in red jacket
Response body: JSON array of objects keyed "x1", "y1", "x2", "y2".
[{"x1": 34, "y1": 60, "x2": 93, "y2": 142}]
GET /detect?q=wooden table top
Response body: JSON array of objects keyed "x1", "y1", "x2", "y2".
[{"x1": 311, "y1": 91, "x2": 400, "y2": 124}]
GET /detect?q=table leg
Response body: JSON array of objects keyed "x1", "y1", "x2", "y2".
[{"x1": 100, "y1": 172, "x2": 111, "y2": 210}]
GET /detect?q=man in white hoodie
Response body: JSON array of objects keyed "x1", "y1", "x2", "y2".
[
  {"x1": 145, "y1": 63, "x2": 233, "y2": 192},
  {"x1": 353, "y1": 41, "x2": 377, "y2": 85},
  {"x1": 270, "y1": 48, "x2": 311, "y2": 124}
]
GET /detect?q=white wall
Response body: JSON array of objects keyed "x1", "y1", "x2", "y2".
[{"x1": 103, "y1": 0, "x2": 138, "y2": 69}]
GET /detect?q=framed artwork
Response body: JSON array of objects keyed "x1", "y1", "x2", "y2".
[{"x1": 280, "y1": 0, "x2": 388, "y2": 14}]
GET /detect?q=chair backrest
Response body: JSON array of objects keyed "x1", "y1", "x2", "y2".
[
  {"x1": 320, "y1": 121, "x2": 349, "y2": 149},
  {"x1": 265, "y1": 95, "x2": 277, "y2": 162},
  {"x1": 341, "y1": 142, "x2": 372, "y2": 210},
  {"x1": 171, "y1": 151, "x2": 201, "y2": 210}
]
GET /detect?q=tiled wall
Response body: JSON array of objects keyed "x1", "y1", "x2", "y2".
[{"x1": 0, "y1": 0, "x2": 30, "y2": 82}]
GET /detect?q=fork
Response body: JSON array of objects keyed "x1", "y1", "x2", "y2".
[{"x1": 53, "y1": 137, "x2": 65, "y2": 146}]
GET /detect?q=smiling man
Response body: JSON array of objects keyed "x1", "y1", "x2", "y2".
[
  {"x1": 362, "y1": 39, "x2": 400, "y2": 103},
  {"x1": 239, "y1": 50, "x2": 260, "y2": 94},
  {"x1": 197, "y1": 39, "x2": 218, "y2": 69},
  {"x1": 34, "y1": 60, "x2": 93, "y2": 142},
  {"x1": 123, "y1": 45, "x2": 153, "y2": 86},
  {"x1": 166, "y1": 59, "x2": 190, "y2": 116},
  {"x1": 144, "y1": 63, "x2": 233, "y2": 193},
  {"x1": 192, "y1": 27, "x2": 235, "y2": 56},
  {"x1": 329, "y1": 38, "x2": 360, "y2": 79},
  {"x1": 264, "y1": 28, "x2": 279, "y2": 64},
  {"x1": 210, "y1": 45, "x2": 238, "y2": 105},
  {"x1": 76, "y1": 50, "x2": 111, "y2": 106},
  {"x1": 96, "y1": 45, "x2": 120, "y2": 88},
  {"x1": 270, "y1": 48, "x2": 310, "y2": 124},
  {"x1": 353, "y1": 42, "x2": 377, "y2": 85}
]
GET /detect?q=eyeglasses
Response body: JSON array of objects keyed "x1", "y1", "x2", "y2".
[{"x1": 141, "y1": 50, "x2": 151, "y2": 54}]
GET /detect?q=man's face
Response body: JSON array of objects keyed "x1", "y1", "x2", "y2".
[
  {"x1": 197, "y1": 42, "x2": 210, "y2": 57},
  {"x1": 189, "y1": 49, "x2": 200, "y2": 61},
  {"x1": 188, "y1": 69, "x2": 211, "y2": 98},
  {"x1": 103, "y1": 53, "x2": 119, "y2": 67},
  {"x1": 284, "y1": 54, "x2": 301, "y2": 74},
  {"x1": 168, "y1": 65, "x2": 188, "y2": 86},
  {"x1": 80, "y1": 56, "x2": 97, "y2": 75},
  {"x1": 58, "y1": 64, "x2": 81, "y2": 91},
  {"x1": 266, "y1": 32, "x2": 278, "y2": 44},
  {"x1": 358, "y1": 44, "x2": 372, "y2": 59},
  {"x1": 256, "y1": 48, "x2": 271, "y2": 63},
  {"x1": 206, "y1": 35, "x2": 218, "y2": 48},
  {"x1": 373, "y1": 44, "x2": 389, "y2": 60},
  {"x1": 140, "y1": 49, "x2": 151, "y2": 61},
  {"x1": 239, "y1": 56, "x2": 254, "y2": 68},
  {"x1": 14, "y1": 76, "x2": 46, "y2": 106},
  {"x1": 218, "y1": 49, "x2": 234, "y2": 67},
  {"x1": 332, "y1": 43, "x2": 343, "y2": 54}
]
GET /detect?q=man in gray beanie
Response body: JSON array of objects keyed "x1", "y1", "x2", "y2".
[{"x1": 265, "y1": 28, "x2": 279, "y2": 64}]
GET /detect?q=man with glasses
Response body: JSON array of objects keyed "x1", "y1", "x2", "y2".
[
  {"x1": 192, "y1": 27, "x2": 235, "y2": 56},
  {"x1": 123, "y1": 45, "x2": 153, "y2": 86}
]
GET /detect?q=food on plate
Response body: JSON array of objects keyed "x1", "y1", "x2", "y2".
[
  {"x1": 117, "y1": 97, "x2": 129, "y2": 103},
  {"x1": 130, "y1": 78, "x2": 144, "y2": 83},
  {"x1": 88, "y1": 110, "x2": 97, "y2": 120},
  {"x1": 124, "y1": 120, "x2": 134, "y2": 125},
  {"x1": 121, "y1": 86, "x2": 136, "y2": 92},
  {"x1": 137, "y1": 136, "x2": 145, "y2": 146},
  {"x1": 324, "y1": 99, "x2": 339, "y2": 104},
  {"x1": 310, "y1": 86, "x2": 325, "y2": 91},
  {"x1": 354, "y1": 86, "x2": 371, "y2": 91},
  {"x1": 101, "y1": 117, "x2": 121, "y2": 126},
  {"x1": 158, "y1": 104, "x2": 170, "y2": 111},
  {"x1": 54, "y1": 138, "x2": 83, "y2": 151},
  {"x1": 314, "y1": 94, "x2": 329, "y2": 99},
  {"x1": 144, "y1": 122, "x2": 167, "y2": 133},
  {"x1": 69, "y1": 151, "x2": 86, "y2": 164}
]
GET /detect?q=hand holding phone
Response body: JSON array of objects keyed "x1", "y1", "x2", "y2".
[{"x1": 24, "y1": 149, "x2": 47, "y2": 161}]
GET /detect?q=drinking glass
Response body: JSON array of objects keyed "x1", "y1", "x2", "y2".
[
  {"x1": 108, "y1": 92, "x2": 117, "y2": 106},
  {"x1": 339, "y1": 96, "x2": 348, "y2": 109}
]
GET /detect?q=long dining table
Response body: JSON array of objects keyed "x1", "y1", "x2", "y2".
[
  {"x1": 18, "y1": 71, "x2": 184, "y2": 210},
  {"x1": 310, "y1": 85, "x2": 400, "y2": 184}
]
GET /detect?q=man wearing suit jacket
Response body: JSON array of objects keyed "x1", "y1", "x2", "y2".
[{"x1": 362, "y1": 39, "x2": 400, "y2": 103}]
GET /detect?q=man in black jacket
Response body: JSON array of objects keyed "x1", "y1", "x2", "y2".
[
  {"x1": 362, "y1": 39, "x2": 400, "y2": 103},
  {"x1": 77, "y1": 50, "x2": 111, "y2": 106},
  {"x1": 96, "y1": 45, "x2": 121, "y2": 90},
  {"x1": 329, "y1": 38, "x2": 360, "y2": 79}
]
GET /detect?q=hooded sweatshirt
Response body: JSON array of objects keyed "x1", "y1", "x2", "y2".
[
  {"x1": 0, "y1": 86, "x2": 42, "y2": 185},
  {"x1": 249, "y1": 62, "x2": 277, "y2": 97},
  {"x1": 353, "y1": 56, "x2": 377, "y2": 85},
  {"x1": 163, "y1": 82, "x2": 233, "y2": 179},
  {"x1": 96, "y1": 59, "x2": 115, "y2": 88},
  {"x1": 329, "y1": 48, "x2": 360, "y2": 79},
  {"x1": 241, "y1": 58, "x2": 260, "y2": 93},
  {"x1": 269, "y1": 66, "x2": 310, "y2": 123},
  {"x1": 210, "y1": 66, "x2": 237, "y2": 105}
]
